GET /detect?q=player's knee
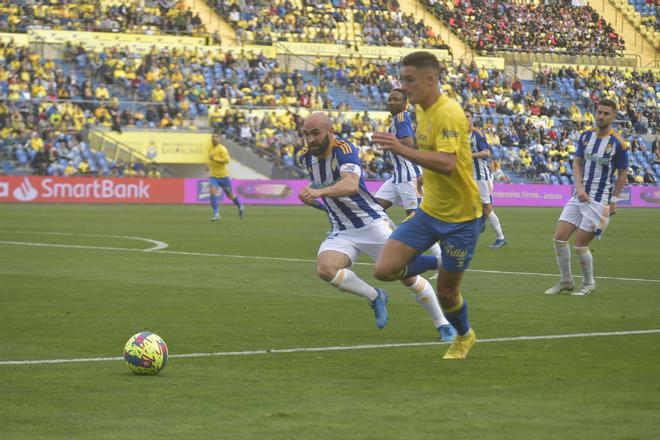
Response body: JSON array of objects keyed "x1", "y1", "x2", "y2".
[
  {"x1": 317, "y1": 264, "x2": 338, "y2": 282},
  {"x1": 210, "y1": 187, "x2": 219, "y2": 196},
  {"x1": 373, "y1": 263, "x2": 400, "y2": 282},
  {"x1": 482, "y1": 204, "x2": 492, "y2": 216}
]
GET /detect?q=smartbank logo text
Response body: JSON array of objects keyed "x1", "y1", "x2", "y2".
[{"x1": 1, "y1": 177, "x2": 151, "y2": 201}]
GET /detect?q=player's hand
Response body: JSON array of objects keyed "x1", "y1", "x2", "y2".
[
  {"x1": 576, "y1": 188, "x2": 589, "y2": 202},
  {"x1": 299, "y1": 186, "x2": 321, "y2": 205},
  {"x1": 416, "y1": 175, "x2": 424, "y2": 195},
  {"x1": 371, "y1": 132, "x2": 401, "y2": 153},
  {"x1": 609, "y1": 202, "x2": 617, "y2": 216}
]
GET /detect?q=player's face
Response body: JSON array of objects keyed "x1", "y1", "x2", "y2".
[
  {"x1": 596, "y1": 105, "x2": 616, "y2": 130},
  {"x1": 387, "y1": 91, "x2": 407, "y2": 115},
  {"x1": 465, "y1": 111, "x2": 473, "y2": 130},
  {"x1": 303, "y1": 125, "x2": 332, "y2": 157},
  {"x1": 399, "y1": 66, "x2": 434, "y2": 104}
]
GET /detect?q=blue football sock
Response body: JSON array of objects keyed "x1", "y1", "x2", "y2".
[
  {"x1": 443, "y1": 295, "x2": 471, "y2": 336},
  {"x1": 210, "y1": 194, "x2": 219, "y2": 214},
  {"x1": 403, "y1": 255, "x2": 439, "y2": 278},
  {"x1": 231, "y1": 196, "x2": 243, "y2": 208}
]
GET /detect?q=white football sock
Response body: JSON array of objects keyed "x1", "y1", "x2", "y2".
[
  {"x1": 330, "y1": 268, "x2": 378, "y2": 301},
  {"x1": 428, "y1": 242, "x2": 442, "y2": 258},
  {"x1": 407, "y1": 276, "x2": 449, "y2": 327},
  {"x1": 574, "y1": 246, "x2": 595, "y2": 285},
  {"x1": 487, "y1": 211, "x2": 505, "y2": 240},
  {"x1": 553, "y1": 239, "x2": 573, "y2": 282}
]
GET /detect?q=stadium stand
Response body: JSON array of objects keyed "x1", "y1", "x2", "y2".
[
  {"x1": 206, "y1": 0, "x2": 447, "y2": 48},
  {"x1": 0, "y1": 0, "x2": 657, "y2": 184},
  {"x1": 423, "y1": 0, "x2": 625, "y2": 55},
  {"x1": 0, "y1": 0, "x2": 206, "y2": 36}
]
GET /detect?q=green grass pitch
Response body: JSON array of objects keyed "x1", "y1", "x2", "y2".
[{"x1": 0, "y1": 204, "x2": 659, "y2": 439}]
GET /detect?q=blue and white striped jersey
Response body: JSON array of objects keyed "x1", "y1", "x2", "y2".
[
  {"x1": 384, "y1": 111, "x2": 421, "y2": 184},
  {"x1": 575, "y1": 129, "x2": 629, "y2": 204},
  {"x1": 298, "y1": 139, "x2": 386, "y2": 231},
  {"x1": 470, "y1": 128, "x2": 492, "y2": 181}
]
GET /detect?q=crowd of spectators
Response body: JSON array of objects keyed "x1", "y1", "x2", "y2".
[
  {"x1": 536, "y1": 64, "x2": 658, "y2": 135},
  {"x1": 425, "y1": 0, "x2": 625, "y2": 55},
  {"x1": 65, "y1": 42, "x2": 352, "y2": 125},
  {"x1": 208, "y1": 0, "x2": 448, "y2": 49},
  {"x1": 2, "y1": 37, "x2": 657, "y2": 184},
  {"x1": 0, "y1": 0, "x2": 206, "y2": 36},
  {"x1": 0, "y1": 41, "x2": 162, "y2": 177}
]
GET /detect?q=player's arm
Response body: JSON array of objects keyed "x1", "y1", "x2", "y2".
[
  {"x1": 609, "y1": 142, "x2": 630, "y2": 215},
  {"x1": 210, "y1": 145, "x2": 230, "y2": 164},
  {"x1": 398, "y1": 136, "x2": 415, "y2": 149},
  {"x1": 299, "y1": 171, "x2": 359, "y2": 204},
  {"x1": 572, "y1": 157, "x2": 588, "y2": 202},
  {"x1": 573, "y1": 133, "x2": 588, "y2": 202},
  {"x1": 472, "y1": 132, "x2": 491, "y2": 159},
  {"x1": 372, "y1": 132, "x2": 456, "y2": 175}
]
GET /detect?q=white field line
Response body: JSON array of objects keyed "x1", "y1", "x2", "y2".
[
  {"x1": 0, "y1": 231, "x2": 168, "y2": 251},
  {"x1": 0, "y1": 239, "x2": 658, "y2": 284},
  {"x1": 1, "y1": 329, "x2": 659, "y2": 366}
]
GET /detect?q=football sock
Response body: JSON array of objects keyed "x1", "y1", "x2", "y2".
[
  {"x1": 401, "y1": 255, "x2": 439, "y2": 278},
  {"x1": 574, "y1": 246, "x2": 594, "y2": 285},
  {"x1": 330, "y1": 268, "x2": 378, "y2": 301},
  {"x1": 553, "y1": 239, "x2": 573, "y2": 282},
  {"x1": 408, "y1": 276, "x2": 449, "y2": 327},
  {"x1": 442, "y1": 293, "x2": 471, "y2": 336},
  {"x1": 229, "y1": 195, "x2": 243, "y2": 208},
  {"x1": 428, "y1": 242, "x2": 442, "y2": 258},
  {"x1": 210, "y1": 193, "x2": 219, "y2": 215},
  {"x1": 487, "y1": 211, "x2": 505, "y2": 240}
]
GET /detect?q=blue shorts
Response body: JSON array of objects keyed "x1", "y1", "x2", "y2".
[
  {"x1": 390, "y1": 208, "x2": 482, "y2": 273},
  {"x1": 209, "y1": 177, "x2": 233, "y2": 194}
]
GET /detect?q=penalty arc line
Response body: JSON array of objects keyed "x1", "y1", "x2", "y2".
[
  {"x1": 0, "y1": 239, "x2": 659, "y2": 284},
  {"x1": 1, "y1": 329, "x2": 659, "y2": 366},
  {"x1": 0, "y1": 231, "x2": 168, "y2": 251}
]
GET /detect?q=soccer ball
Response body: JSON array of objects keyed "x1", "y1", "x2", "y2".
[{"x1": 123, "y1": 332, "x2": 168, "y2": 375}]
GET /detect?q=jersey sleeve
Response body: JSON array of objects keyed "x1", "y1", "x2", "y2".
[
  {"x1": 394, "y1": 113, "x2": 414, "y2": 139},
  {"x1": 335, "y1": 143, "x2": 362, "y2": 176},
  {"x1": 433, "y1": 107, "x2": 467, "y2": 154},
  {"x1": 613, "y1": 140, "x2": 629, "y2": 170},
  {"x1": 475, "y1": 130, "x2": 490, "y2": 152},
  {"x1": 575, "y1": 132, "x2": 588, "y2": 158},
  {"x1": 213, "y1": 145, "x2": 230, "y2": 163}
]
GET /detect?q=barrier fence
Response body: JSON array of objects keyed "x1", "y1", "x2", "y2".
[{"x1": 1, "y1": 177, "x2": 658, "y2": 208}]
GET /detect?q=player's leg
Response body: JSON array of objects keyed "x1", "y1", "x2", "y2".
[
  {"x1": 220, "y1": 178, "x2": 244, "y2": 219},
  {"x1": 400, "y1": 275, "x2": 456, "y2": 341},
  {"x1": 435, "y1": 219, "x2": 481, "y2": 359},
  {"x1": 374, "y1": 180, "x2": 397, "y2": 211},
  {"x1": 572, "y1": 228, "x2": 596, "y2": 296},
  {"x1": 208, "y1": 178, "x2": 221, "y2": 221},
  {"x1": 318, "y1": 235, "x2": 388, "y2": 329},
  {"x1": 479, "y1": 180, "x2": 506, "y2": 247},
  {"x1": 373, "y1": 210, "x2": 440, "y2": 282},
  {"x1": 545, "y1": 200, "x2": 581, "y2": 294},
  {"x1": 361, "y1": 219, "x2": 454, "y2": 340}
]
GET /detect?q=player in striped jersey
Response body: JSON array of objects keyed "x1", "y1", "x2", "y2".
[
  {"x1": 545, "y1": 99, "x2": 629, "y2": 296},
  {"x1": 298, "y1": 112, "x2": 455, "y2": 341},
  {"x1": 375, "y1": 89, "x2": 444, "y2": 268},
  {"x1": 465, "y1": 110, "x2": 507, "y2": 248}
]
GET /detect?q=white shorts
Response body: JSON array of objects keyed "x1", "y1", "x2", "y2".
[
  {"x1": 318, "y1": 218, "x2": 394, "y2": 264},
  {"x1": 374, "y1": 179, "x2": 420, "y2": 210},
  {"x1": 476, "y1": 179, "x2": 493, "y2": 205},
  {"x1": 558, "y1": 197, "x2": 610, "y2": 237}
]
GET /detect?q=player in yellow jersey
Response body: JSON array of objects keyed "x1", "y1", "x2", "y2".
[
  {"x1": 373, "y1": 52, "x2": 482, "y2": 360},
  {"x1": 208, "y1": 133, "x2": 244, "y2": 221}
]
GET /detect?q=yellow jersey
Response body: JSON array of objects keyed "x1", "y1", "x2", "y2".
[
  {"x1": 416, "y1": 94, "x2": 482, "y2": 222},
  {"x1": 208, "y1": 143, "x2": 230, "y2": 178}
]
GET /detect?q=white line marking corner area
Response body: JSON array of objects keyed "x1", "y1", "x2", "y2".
[
  {"x1": 1, "y1": 329, "x2": 659, "y2": 367},
  {"x1": 0, "y1": 238, "x2": 658, "y2": 284}
]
